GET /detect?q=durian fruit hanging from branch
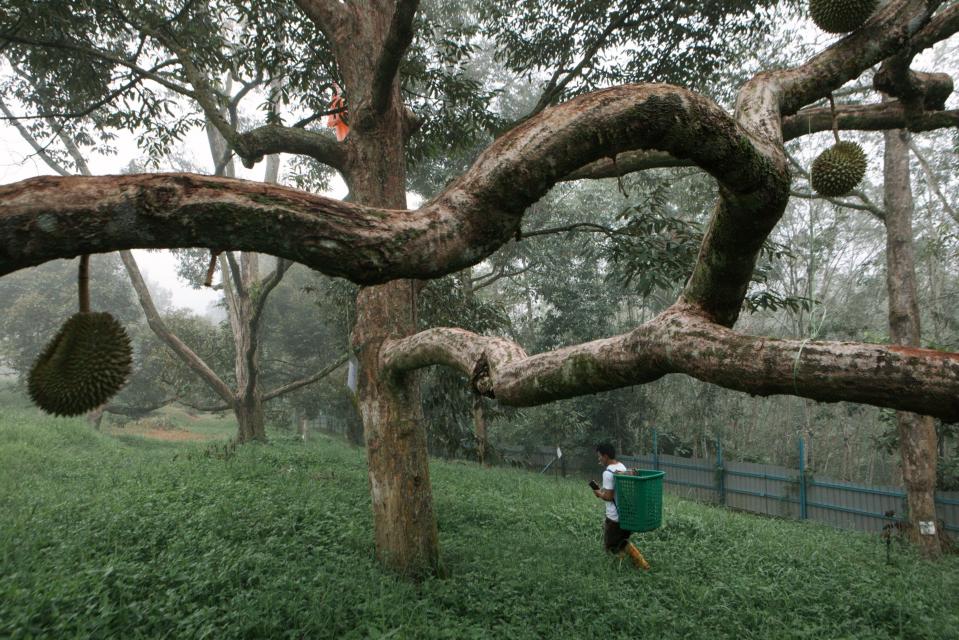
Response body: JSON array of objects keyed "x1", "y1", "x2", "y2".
[
  {"x1": 809, "y1": 95, "x2": 868, "y2": 197},
  {"x1": 28, "y1": 255, "x2": 132, "y2": 417},
  {"x1": 809, "y1": 0, "x2": 878, "y2": 34},
  {"x1": 810, "y1": 141, "x2": 868, "y2": 196}
]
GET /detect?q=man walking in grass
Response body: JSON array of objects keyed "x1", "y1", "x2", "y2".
[{"x1": 592, "y1": 442, "x2": 650, "y2": 570}]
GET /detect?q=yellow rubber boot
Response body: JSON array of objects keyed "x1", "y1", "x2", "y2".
[{"x1": 624, "y1": 542, "x2": 650, "y2": 571}]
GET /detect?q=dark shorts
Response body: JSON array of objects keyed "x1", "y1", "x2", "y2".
[{"x1": 604, "y1": 517, "x2": 632, "y2": 553}]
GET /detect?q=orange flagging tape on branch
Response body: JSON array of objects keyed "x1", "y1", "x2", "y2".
[{"x1": 327, "y1": 86, "x2": 349, "y2": 142}]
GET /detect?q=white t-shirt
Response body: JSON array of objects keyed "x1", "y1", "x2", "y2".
[{"x1": 602, "y1": 462, "x2": 628, "y2": 522}]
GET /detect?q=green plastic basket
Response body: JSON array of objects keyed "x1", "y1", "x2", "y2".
[{"x1": 614, "y1": 469, "x2": 665, "y2": 532}]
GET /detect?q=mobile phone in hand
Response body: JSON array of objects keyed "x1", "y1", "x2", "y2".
[{"x1": 588, "y1": 480, "x2": 600, "y2": 490}]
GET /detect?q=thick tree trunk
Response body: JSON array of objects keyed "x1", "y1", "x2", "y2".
[
  {"x1": 235, "y1": 391, "x2": 266, "y2": 444},
  {"x1": 348, "y1": 114, "x2": 439, "y2": 576},
  {"x1": 883, "y1": 128, "x2": 941, "y2": 557}
]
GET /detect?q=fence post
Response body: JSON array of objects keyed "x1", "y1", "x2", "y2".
[
  {"x1": 652, "y1": 428, "x2": 659, "y2": 471},
  {"x1": 798, "y1": 437, "x2": 808, "y2": 520},
  {"x1": 716, "y1": 437, "x2": 726, "y2": 506}
]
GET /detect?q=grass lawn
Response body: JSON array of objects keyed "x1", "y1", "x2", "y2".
[{"x1": 1, "y1": 388, "x2": 957, "y2": 639}]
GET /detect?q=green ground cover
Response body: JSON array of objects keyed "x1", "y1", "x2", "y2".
[{"x1": 1, "y1": 391, "x2": 957, "y2": 639}]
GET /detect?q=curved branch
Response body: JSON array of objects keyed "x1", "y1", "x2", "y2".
[
  {"x1": 570, "y1": 102, "x2": 959, "y2": 181},
  {"x1": 381, "y1": 306, "x2": 959, "y2": 422},
  {"x1": 770, "y1": 0, "x2": 942, "y2": 119},
  {"x1": 238, "y1": 124, "x2": 346, "y2": 171},
  {"x1": 0, "y1": 0, "x2": 951, "y2": 332},
  {"x1": 688, "y1": 0, "x2": 944, "y2": 325},
  {"x1": 0, "y1": 85, "x2": 787, "y2": 286}
]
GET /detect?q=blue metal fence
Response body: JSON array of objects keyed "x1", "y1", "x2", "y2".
[{"x1": 620, "y1": 430, "x2": 959, "y2": 537}]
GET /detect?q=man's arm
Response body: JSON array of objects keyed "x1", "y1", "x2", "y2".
[
  {"x1": 594, "y1": 470, "x2": 615, "y2": 501},
  {"x1": 593, "y1": 488, "x2": 615, "y2": 501}
]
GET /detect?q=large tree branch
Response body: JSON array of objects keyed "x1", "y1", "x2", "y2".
[
  {"x1": 119, "y1": 250, "x2": 235, "y2": 404},
  {"x1": 1, "y1": 1, "x2": 954, "y2": 331},
  {"x1": 783, "y1": 103, "x2": 959, "y2": 140},
  {"x1": 569, "y1": 102, "x2": 959, "y2": 180},
  {"x1": 681, "y1": 0, "x2": 944, "y2": 325},
  {"x1": 771, "y1": 0, "x2": 943, "y2": 119},
  {"x1": 380, "y1": 305, "x2": 959, "y2": 422},
  {"x1": 369, "y1": 0, "x2": 419, "y2": 116},
  {"x1": 236, "y1": 124, "x2": 346, "y2": 172},
  {"x1": 293, "y1": 0, "x2": 352, "y2": 44},
  {"x1": 0, "y1": 85, "x2": 787, "y2": 286},
  {"x1": 169, "y1": 45, "x2": 346, "y2": 172}
]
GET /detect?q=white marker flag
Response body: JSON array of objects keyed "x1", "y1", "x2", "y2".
[{"x1": 347, "y1": 353, "x2": 359, "y2": 395}]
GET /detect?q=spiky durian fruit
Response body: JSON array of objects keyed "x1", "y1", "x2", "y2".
[
  {"x1": 28, "y1": 312, "x2": 132, "y2": 416},
  {"x1": 810, "y1": 141, "x2": 867, "y2": 197},
  {"x1": 810, "y1": 0, "x2": 878, "y2": 33}
]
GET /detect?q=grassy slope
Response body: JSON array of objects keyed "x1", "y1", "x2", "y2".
[{"x1": 1, "y1": 392, "x2": 957, "y2": 639}]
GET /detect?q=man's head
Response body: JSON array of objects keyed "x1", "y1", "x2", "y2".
[{"x1": 596, "y1": 442, "x2": 615, "y2": 466}]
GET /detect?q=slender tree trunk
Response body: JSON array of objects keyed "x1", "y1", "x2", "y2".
[
  {"x1": 86, "y1": 406, "x2": 105, "y2": 430},
  {"x1": 348, "y1": 110, "x2": 439, "y2": 575},
  {"x1": 220, "y1": 252, "x2": 268, "y2": 443},
  {"x1": 461, "y1": 269, "x2": 489, "y2": 465},
  {"x1": 883, "y1": 128, "x2": 941, "y2": 557}
]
